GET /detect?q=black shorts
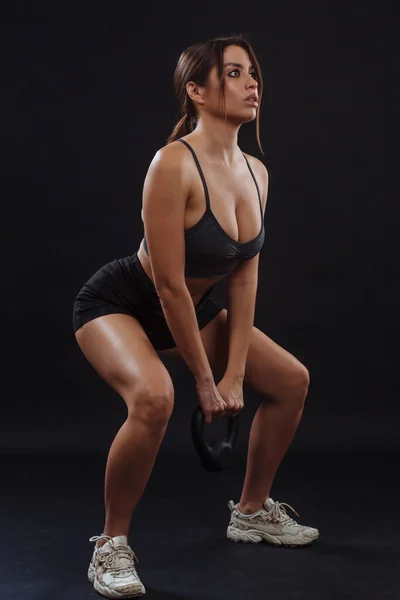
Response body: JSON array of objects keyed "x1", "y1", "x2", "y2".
[{"x1": 72, "y1": 252, "x2": 223, "y2": 351}]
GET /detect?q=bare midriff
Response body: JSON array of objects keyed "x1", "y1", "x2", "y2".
[{"x1": 137, "y1": 239, "x2": 225, "y2": 308}]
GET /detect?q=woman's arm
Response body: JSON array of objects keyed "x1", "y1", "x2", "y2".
[
  {"x1": 225, "y1": 256, "x2": 259, "y2": 381},
  {"x1": 223, "y1": 157, "x2": 269, "y2": 381},
  {"x1": 142, "y1": 143, "x2": 213, "y2": 383}
]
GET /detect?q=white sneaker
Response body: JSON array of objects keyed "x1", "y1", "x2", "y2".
[
  {"x1": 227, "y1": 497, "x2": 319, "y2": 547},
  {"x1": 88, "y1": 534, "x2": 146, "y2": 598}
]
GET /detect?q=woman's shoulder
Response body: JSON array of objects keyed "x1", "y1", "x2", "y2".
[
  {"x1": 150, "y1": 139, "x2": 192, "y2": 170},
  {"x1": 154, "y1": 139, "x2": 189, "y2": 158},
  {"x1": 242, "y1": 152, "x2": 269, "y2": 210},
  {"x1": 242, "y1": 151, "x2": 268, "y2": 178},
  {"x1": 145, "y1": 140, "x2": 194, "y2": 193}
]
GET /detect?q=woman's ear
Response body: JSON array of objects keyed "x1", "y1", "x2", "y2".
[{"x1": 186, "y1": 81, "x2": 205, "y2": 106}]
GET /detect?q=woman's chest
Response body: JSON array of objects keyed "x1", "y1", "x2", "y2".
[{"x1": 185, "y1": 161, "x2": 262, "y2": 244}]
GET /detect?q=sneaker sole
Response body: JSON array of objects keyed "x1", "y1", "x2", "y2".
[
  {"x1": 88, "y1": 564, "x2": 146, "y2": 598},
  {"x1": 226, "y1": 525, "x2": 319, "y2": 547}
]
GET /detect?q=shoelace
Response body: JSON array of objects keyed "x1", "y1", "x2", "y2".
[
  {"x1": 89, "y1": 535, "x2": 139, "y2": 574},
  {"x1": 229, "y1": 500, "x2": 300, "y2": 527},
  {"x1": 267, "y1": 501, "x2": 300, "y2": 527}
]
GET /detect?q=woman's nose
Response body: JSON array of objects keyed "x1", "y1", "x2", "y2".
[{"x1": 247, "y1": 77, "x2": 258, "y2": 89}]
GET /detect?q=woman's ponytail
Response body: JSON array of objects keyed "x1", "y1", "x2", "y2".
[{"x1": 166, "y1": 113, "x2": 197, "y2": 144}]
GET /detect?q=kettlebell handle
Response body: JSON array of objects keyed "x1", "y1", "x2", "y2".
[
  {"x1": 192, "y1": 406, "x2": 239, "y2": 442},
  {"x1": 191, "y1": 405, "x2": 240, "y2": 471}
]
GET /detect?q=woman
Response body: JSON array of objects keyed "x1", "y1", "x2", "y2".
[{"x1": 73, "y1": 35, "x2": 319, "y2": 600}]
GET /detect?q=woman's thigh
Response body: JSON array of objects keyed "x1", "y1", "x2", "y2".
[
  {"x1": 75, "y1": 313, "x2": 175, "y2": 412},
  {"x1": 199, "y1": 309, "x2": 309, "y2": 400},
  {"x1": 156, "y1": 308, "x2": 309, "y2": 400}
]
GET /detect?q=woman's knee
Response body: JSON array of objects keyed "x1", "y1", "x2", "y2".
[
  {"x1": 299, "y1": 364, "x2": 310, "y2": 393},
  {"x1": 124, "y1": 382, "x2": 175, "y2": 427},
  {"x1": 271, "y1": 362, "x2": 310, "y2": 410},
  {"x1": 287, "y1": 363, "x2": 310, "y2": 407}
]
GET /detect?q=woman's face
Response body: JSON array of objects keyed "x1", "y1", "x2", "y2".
[{"x1": 204, "y1": 45, "x2": 259, "y2": 124}]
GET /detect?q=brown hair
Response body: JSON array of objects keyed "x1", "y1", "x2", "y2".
[{"x1": 167, "y1": 34, "x2": 264, "y2": 154}]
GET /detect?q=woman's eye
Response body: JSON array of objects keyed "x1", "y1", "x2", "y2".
[{"x1": 228, "y1": 70, "x2": 258, "y2": 79}]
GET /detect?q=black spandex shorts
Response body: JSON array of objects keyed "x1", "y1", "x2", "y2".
[{"x1": 72, "y1": 252, "x2": 223, "y2": 351}]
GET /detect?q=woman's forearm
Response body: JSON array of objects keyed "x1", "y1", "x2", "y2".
[{"x1": 157, "y1": 286, "x2": 213, "y2": 383}]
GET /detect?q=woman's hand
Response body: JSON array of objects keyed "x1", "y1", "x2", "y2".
[
  {"x1": 216, "y1": 376, "x2": 244, "y2": 418},
  {"x1": 195, "y1": 378, "x2": 227, "y2": 424}
]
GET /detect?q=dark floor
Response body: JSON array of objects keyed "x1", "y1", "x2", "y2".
[{"x1": 1, "y1": 449, "x2": 398, "y2": 600}]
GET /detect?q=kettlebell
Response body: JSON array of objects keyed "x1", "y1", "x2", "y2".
[{"x1": 191, "y1": 405, "x2": 240, "y2": 471}]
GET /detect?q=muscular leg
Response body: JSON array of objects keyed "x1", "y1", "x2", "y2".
[
  {"x1": 198, "y1": 310, "x2": 310, "y2": 514},
  {"x1": 238, "y1": 383, "x2": 308, "y2": 514},
  {"x1": 75, "y1": 313, "x2": 175, "y2": 547}
]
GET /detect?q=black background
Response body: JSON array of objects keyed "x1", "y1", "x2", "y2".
[{"x1": 1, "y1": 0, "x2": 397, "y2": 458}]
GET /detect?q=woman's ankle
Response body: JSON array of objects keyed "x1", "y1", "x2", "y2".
[{"x1": 96, "y1": 530, "x2": 129, "y2": 548}]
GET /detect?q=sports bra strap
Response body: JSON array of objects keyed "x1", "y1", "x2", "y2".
[
  {"x1": 242, "y1": 153, "x2": 263, "y2": 217},
  {"x1": 178, "y1": 139, "x2": 210, "y2": 210},
  {"x1": 178, "y1": 138, "x2": 263, "y2": 218}
]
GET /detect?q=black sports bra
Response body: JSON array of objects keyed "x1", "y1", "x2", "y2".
[{"x1": 142, "y1": 139, "x2": 265, "y2": 278}]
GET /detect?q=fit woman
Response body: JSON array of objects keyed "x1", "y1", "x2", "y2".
[{"x1": 73, "y1": 35, "x2": 319, "y2": 600}]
